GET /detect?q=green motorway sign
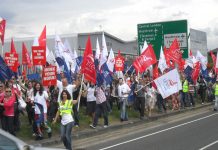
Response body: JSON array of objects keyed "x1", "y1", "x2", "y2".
[{"x1": 137, "y1": 20, "x2": 188, "y2": 59}]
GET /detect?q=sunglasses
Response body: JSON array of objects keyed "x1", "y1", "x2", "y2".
[{"x1": 5, "y1": 91, "x2": 11, "y2": 93}]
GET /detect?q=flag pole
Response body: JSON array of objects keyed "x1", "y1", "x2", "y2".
[
  {"x1": 135, "y1": 80, "x2": 154, "y2": 93},
  {"x1": 124, "y1": 65, "x2": 132, "y2": 76},
  {"x1": 77, "y1": 73, "x2": 84, "y2": 112},
  {"x1": 1, "y1": 44, "x2": 3, "y2": 57}
]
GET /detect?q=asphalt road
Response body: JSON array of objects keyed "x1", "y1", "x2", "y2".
[
  {"x1": 84, "y1": 109, "x2": 218, "y2": 150},
  {"x1": 51, "y1": 106, "x2": 218, "y2": 150}
]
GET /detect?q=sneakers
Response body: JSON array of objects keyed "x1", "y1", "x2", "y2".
[
  {"x1": 103, "y1": 125, "x2": 108, "y2": 128},
  {"x1": 35, "y1": 134, "x2": 43, "y2": 141},
  {"x1": 89, "y1": 124, "x2": 96, "y2": 129}
]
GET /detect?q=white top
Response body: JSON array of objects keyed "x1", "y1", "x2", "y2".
[
  {"x1": 34, "y1": 91, "x2": 49, "y2": 114},
  {"x1": 57, "y1": 80, "x2": 76, "y2": 102},
  {"x1": 118, "y1": 83, "x2": 130, "y2": 98},
  {"x1": 61, "y1": 113, "x2": 74, "y2": 125},
  {"x1": 27, "y1": 88, "x2": 34, "y2": 101},
  {"x1": 87, "y1": 87, "x2": 96, "y2": 102}
]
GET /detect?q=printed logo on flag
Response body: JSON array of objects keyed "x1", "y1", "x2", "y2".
[
  {"x1": 42, "y1": 66, "x2": 57, "y2": 86},
  {"x1": 32, "y1": 46, "x2": 46, "y2": 65}
]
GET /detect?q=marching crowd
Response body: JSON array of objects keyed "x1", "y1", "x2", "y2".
[{"x1": 0, "y1": 70, "x2": 217, "y2": 150}]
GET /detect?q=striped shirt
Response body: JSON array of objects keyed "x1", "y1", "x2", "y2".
[{"x1": 95, "y1": 87, "x2": 106, "y2": 104}]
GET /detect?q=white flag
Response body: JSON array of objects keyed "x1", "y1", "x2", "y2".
[
  {"x1": 71, "y1": 49, "x2": 79, "y2": 73},
  {"x1": 106, "y1": 48, "x2": 115, "y2": 72},
  {"x1": 158, "y1": 46, "x2": 168, "y2": 73},
  {"x1": 46, "y1": 50, "x2": 60, "y2": 73},
  {"x1": 99, "y1": 32, "x2": 108, "y2": 69},
  {"x1": 140, "y1": 40, "x2": 148, "y2": 54},
  {"x1": 154, "y1": 69, "x2": 182, "y2": 99},
  {"x1": 64, "y1": 39, "x2": 75, "y2": 59},
  {"x1": 55, "y1": 34, "x2": 73, "y2": 70},
  {"x1": 95, "y1": 38, "x2": 101, "y2": 60},
  {"x1": 196, "y1": 51, "x2": 207, "y2": 70}
]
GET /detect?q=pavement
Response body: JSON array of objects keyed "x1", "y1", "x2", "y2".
[{"x1": 26, "y1": 102, "x2": 213, "y2": 147}]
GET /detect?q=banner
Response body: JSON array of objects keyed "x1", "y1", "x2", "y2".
[
  {"x1": 32, "y1": 46, "x2": 46, "y2": 65},
  {"x1": 42, "y1": 66, "x2": 57, "y2": 86},
  {"x1": 115, "y1": 51, "x2": 125, "y2": 71},
  {"x1": 154, "y1": 69, "x2": 182, "y2": 99},
  {"x1": 4, "y1": 52, "x2": 19, "y2": 72}
]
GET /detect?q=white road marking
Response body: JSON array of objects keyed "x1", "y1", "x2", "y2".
[
  {"x1": 199, "y1": 140, "x2": 218, "y2": 150},
  {"x1": 99, "y1": 113, "x2": 218, "y2": 150}
]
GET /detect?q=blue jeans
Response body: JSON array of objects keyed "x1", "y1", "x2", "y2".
[
  {"x1": 214, "y1": 96, "x2": 218, "y2": 110},
  {"x1": 60, "y1": 121, "x2": 74, "y2": 150},
  {"x1": 120, "y1": 98, "x2": 128, "y2": 120}
]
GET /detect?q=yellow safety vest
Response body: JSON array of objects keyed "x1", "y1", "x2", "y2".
[
  {"x1": 215, "y1": 84, "x2": 218, "y2": 96},
  {"x1": 59, "y1": 100, "x2": 73, "y2": 116},
  {"x1": 183, "y1": 80, "x2": 189, "y2": 93}
]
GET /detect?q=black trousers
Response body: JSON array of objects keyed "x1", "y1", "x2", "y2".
[
  {"x1": 93, "y1": 101, "x2": 108, "y2": 126},
  {"x1": 2, "y1": 116, "x2": 15, "y2": 136},
  {"x1": 136, "y1": 97, "x2": 145, "y2": 117}
]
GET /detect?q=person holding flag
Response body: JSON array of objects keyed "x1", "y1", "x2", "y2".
[{"x1": 118, "y1": 78, "x2": 131, "y2": 122}]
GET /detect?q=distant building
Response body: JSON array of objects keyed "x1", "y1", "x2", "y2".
[
  {"x1": 190, "y1": 28, "x2": 207, "y2": 56},
  {"x1": 0, "y1": 31, "x2": 137, "y2": 64}
]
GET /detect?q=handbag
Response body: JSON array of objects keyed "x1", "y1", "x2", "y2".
[{"x1": 18, "y1": 97, "x2": 27, "y2": 109}]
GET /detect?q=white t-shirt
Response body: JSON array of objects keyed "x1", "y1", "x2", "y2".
[
  {"x1": 87, "y1": 87, "x2": 96, "y2": 102},
  {"x1": 34, "y1": 91, "x2": 49, "y2": 114},
  {"x1": 61, "y1": 114, "x2": 74, "y2": 125},
  {"x1": 118, "y1": 83, "x2": 131, "y2": 98},
  {"x1": 57, "y1": 80, "x2": 76, "y2": 102},
  {"x1": 27, "y1": 88, "x2": 34, "y2": 101}
]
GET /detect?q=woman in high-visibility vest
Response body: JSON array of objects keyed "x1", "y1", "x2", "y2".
[
  {"x1": 213, "y1": 80, "x2": 218, "y2": 111},
  {"x1": 52, "y1": 89, "x2": 82, "y2": 150}
]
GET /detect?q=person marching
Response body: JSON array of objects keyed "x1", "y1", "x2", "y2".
[
  {"x1": 52, "y1": 90, "x2": 82, "y2": 150},
  {"x1": 213, "y1": 79, "x2": 218, "y2": 111}
]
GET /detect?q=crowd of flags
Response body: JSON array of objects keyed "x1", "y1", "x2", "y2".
[{"x1": 0, "y1": 18, "x2": 217, "y2": 95}]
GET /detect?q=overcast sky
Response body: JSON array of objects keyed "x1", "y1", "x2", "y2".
[{"x1": 0, "y1": 0, "x2": 218, "y2": 50}]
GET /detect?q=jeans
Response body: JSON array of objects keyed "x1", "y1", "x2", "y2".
[
  {"x1": 180, "y1": 92, "x2": 188, "y2": 108},
  {"x1": 93, "y1": 101, "x2": 108, "y2": 126},
  {"x1": 214, "y1": 96, "x2": 218, "y2": 110},
  {"x1": 120, "y1": 98, "x2": 128, "y2": 120},
  {"x1": 60, "y1": 121, "x2": 74, "y2": 150}
]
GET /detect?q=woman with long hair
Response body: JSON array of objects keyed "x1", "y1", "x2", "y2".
[
  {"x1": 33, "y1": 82, "x2": 51, "y2": 140},
  {"x1": 52, "y1": 90, "x2": 81, "y2": 150}
]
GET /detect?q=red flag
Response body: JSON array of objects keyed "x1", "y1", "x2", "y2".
[
  {"x1": 115, "y1": 50, "x2": 125, "y2": 71},
  {"x1": 22, "y1": 68, "x2": 27, "y2": 79},
  {"x1": 178, "y1": 58, "x2": 185, "y2": 71},
  {"x1": 210, "y1": 51, "x2": 216, "y2": 71},
  {"x1": 38, "y1": 25, "x2": 46, "y2": 48},
  {"x1": 192, "y1": 62, "x2": 200, "y2": 84},
  {"x1": 164, "y1": 47, "x2": 175, "y2": 68},
  {"x1": 189, "y1": 50, "x2": 193, "y2": 57},
  {"x1": 168, "y1": 38, "x2": 182, "y2": 64},
  {"x1": 81, "y1": 36, "x2": 96, "y2": 84},
  {"x1": 133, "y1": 45, "x2": 157, "y2": 73},
  {"x1": 22, "y1": 42, "x2": 32, "y2": 66},
  {"x1": 0, "y1": 19, "x2": 6, "y2": 45},
  {"x1": 10, "y1": 38, "x2": 17, "y2": 53},
  {"x1": 153, "y1": 64, "x2": 159, "y2": 80}
]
